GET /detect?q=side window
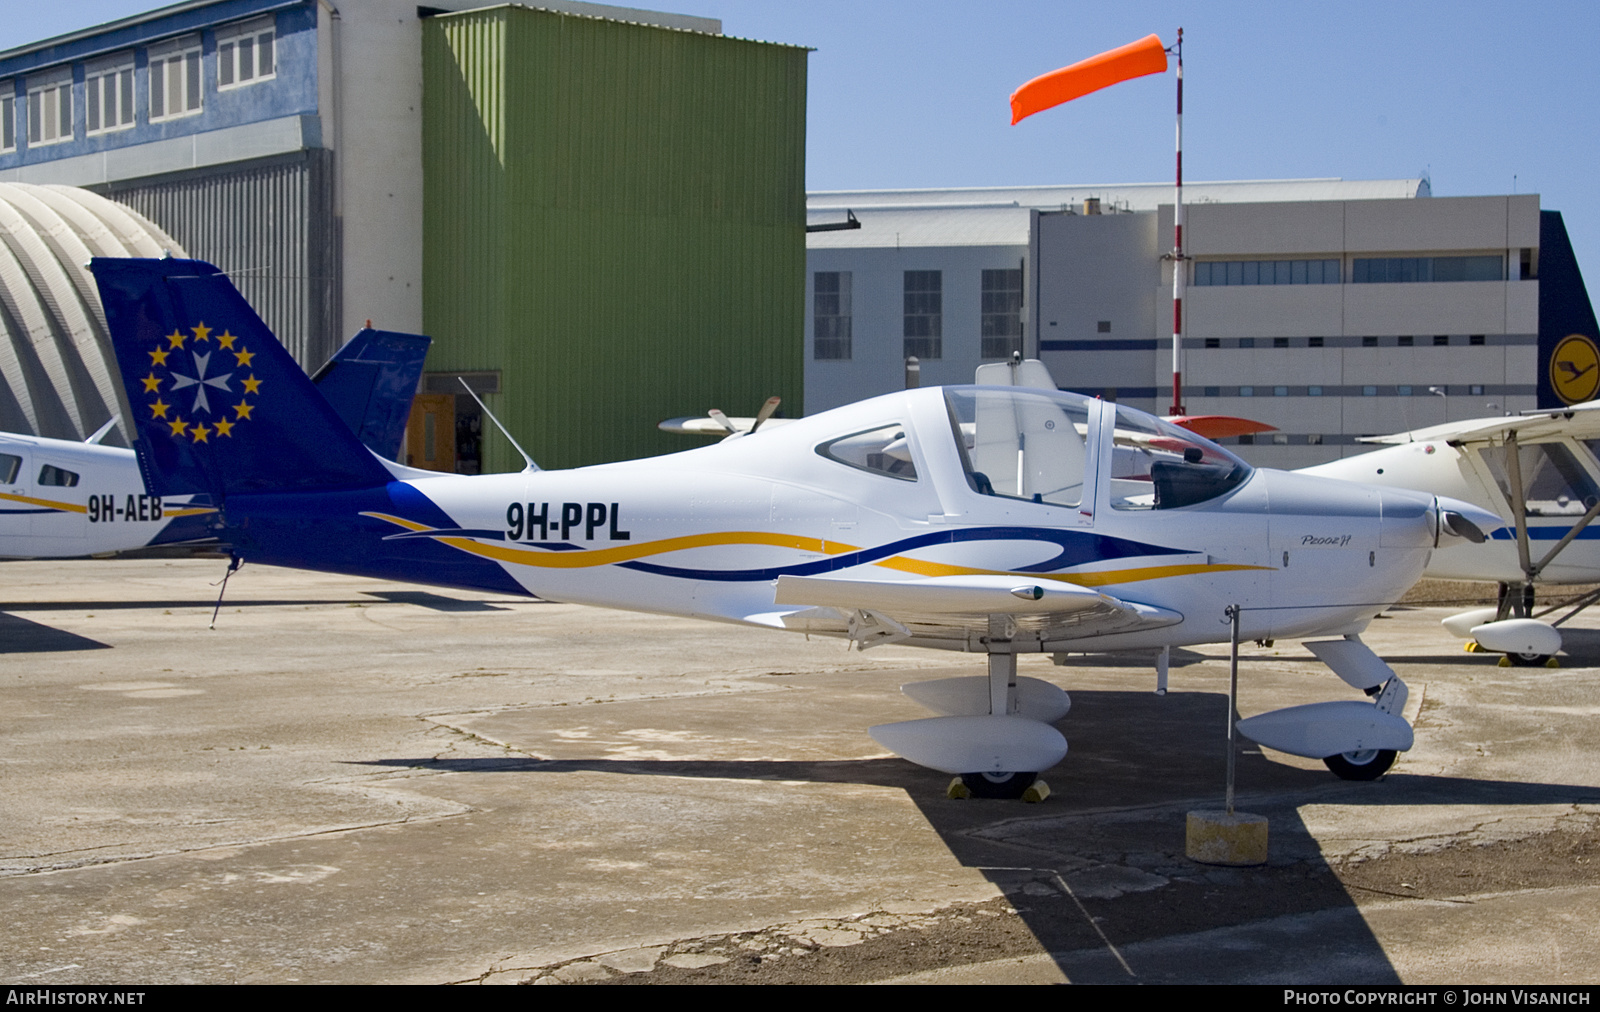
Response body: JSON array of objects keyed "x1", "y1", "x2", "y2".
[
  {"x1": 818, "y1": 424, "x2": 917, "y2": 481},
  {"x1": 39, "y1": 464, "x2": 79, "y2": 487},
  {"x1": 945, "y1": 387, "x2": 1088, "y2": 507},
  {"x1": 0, "y1": 453, "x2": 20, "y2": 484}
]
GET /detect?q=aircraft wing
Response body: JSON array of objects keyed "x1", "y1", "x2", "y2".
[
  {"x1": 1360, "y1": 401, "x2": 1600, "y2": 446},
  {"x1": 766, "y1": 573, "x2": 1181, "y2": 649}
]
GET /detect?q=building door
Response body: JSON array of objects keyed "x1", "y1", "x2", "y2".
[{"x1": 406, "y1": 393, "x2": 456, "y2": 472}]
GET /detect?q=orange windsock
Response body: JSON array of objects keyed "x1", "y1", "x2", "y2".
[{"x1": 1010, "y1": 34, "x2": 1168, "y2": 125}]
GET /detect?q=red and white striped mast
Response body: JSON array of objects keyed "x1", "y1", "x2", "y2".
[{"x1": 1168, "y1": 27, "x2": 1185, "y2": 416}]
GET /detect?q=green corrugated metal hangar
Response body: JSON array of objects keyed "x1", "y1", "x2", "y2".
[
  {"x1": 422, "y1": 6, "x2": 807, "y2": 472},
  {"x1": 1, "y1": 0, "x2": 808, "y2": 471}
]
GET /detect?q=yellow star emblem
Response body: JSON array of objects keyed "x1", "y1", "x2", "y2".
[
  {"x1": 190, "y1": 424, "x2": 210, "y2": 443},
  {"x1": 150, "y1": 399, "x2": 169, "y2": 419},
  {"x1": 141, "y1": 372, "x2": 162, "y2": 393},
  {"x1": 242, "y1": 374, "x2": 262, "y2": 394},
  {"x1": 213, "y1": 418, "x2": 234, "y2": 438},
  {"x1": 149, "y1": 347, "x2": 170, "y2": 366},
  {"x1": 216, "y1": 331, "x2": 237, "y2": 350},
  {"x1": 168, "y1": 418, "x2": 189, "y2": 436},
  {"x1": 233, "y1": 348, "x2": 255, "y2": 367},
  {"x1": 191, "y1": 322, "x2": 212, "y2": 343},
  {"x1": 166, "y1": 329, "x2": 187, "y2": 349},
  {"x1": 234, "y1": 401, "x2": 254, "y2": 420}
]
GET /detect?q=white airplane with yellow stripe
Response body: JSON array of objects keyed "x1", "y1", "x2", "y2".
[{"x1": 95, "y1": 257, "x2": 1501, "y2": 796}]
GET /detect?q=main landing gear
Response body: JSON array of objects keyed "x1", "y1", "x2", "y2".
[{"x1": 869, "y1": 617, "x2": 1069, "y2": 801}]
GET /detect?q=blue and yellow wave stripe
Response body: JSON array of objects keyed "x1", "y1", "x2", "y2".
[{"x1": 361, "y1": 513, "x2": 1269, "y2": 587}]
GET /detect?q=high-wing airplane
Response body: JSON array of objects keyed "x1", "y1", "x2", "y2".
[
  {"x1": 0, "y1": 325, "x2": 429, "y2": 559},
  {"x1": 1303, "y1": 405, "x2": 1600, "y2": 664},
  {"x1": 92, "y1": 257, "x2": 1500, "y2": 795}
]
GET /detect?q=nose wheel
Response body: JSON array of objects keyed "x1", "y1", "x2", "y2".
[{"x1": 1323, "y1": 748, "x2": 1397, "y2": 781}]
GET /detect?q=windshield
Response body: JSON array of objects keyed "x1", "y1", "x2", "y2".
[{"x1": 1108, "y1": 406, "x2": 1251, "y2": 510}]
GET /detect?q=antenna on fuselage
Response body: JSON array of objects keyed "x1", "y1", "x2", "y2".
[{"x1": 457, "y1": 377, "x2": 539, "y2": 473}]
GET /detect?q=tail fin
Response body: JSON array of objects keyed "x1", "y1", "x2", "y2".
[
  {"x1": 91, "y1": 257, "x2": 393, "y2": 497},
  {"x1": 311, "y1": 327, "x2": 431, "y2": 462}
]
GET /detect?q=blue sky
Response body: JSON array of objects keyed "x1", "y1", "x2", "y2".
[{"x1": 9, "y1": 0, "x2": 1598, "y2": 279}]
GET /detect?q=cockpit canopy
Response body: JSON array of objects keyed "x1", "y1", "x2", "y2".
[{"x1": 943, "y1": 387, "x2": 1251, "y2": 510}]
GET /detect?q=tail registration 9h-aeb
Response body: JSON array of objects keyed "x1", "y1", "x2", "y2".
[{"x1": 94, "y1": 258, "x2": 1499, "y2": 796}]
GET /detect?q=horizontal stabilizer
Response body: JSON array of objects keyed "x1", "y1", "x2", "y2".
[
  {"x1": 311, "y1": 328, "x2": 431, "y2": 461},
  {"x1": 869, "y1": 715, "x2": 1068, "y2": 775},
  {"x1": 1237, "y1": 701, "x2": 1413, "y2": 759}
]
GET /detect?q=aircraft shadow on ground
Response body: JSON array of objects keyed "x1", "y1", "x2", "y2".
[
  {"x1": 362, "y1": 688, "x2": 1600, "y2": 983},
  {"x1": 361, "y1": 590, "x2": 513, "y2": 612},
  {"x1": 0, "y1": 611, "x2": 110, "y2": 652}
]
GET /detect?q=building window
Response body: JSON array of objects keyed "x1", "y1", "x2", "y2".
[
  {"x1": 1398, "y1": 335, "x2": 1413, "y2": 347},
  {"x1": 1096, "y1": 320, "x2": 1111, "y2": 334},
  {"x1": 1434, "y1": 334, "x2": 1450, "y2": 346},
  {"x1": 1193, "y1": 259, "x2": 1340, "y2": 286},
  {"x1": 1362, "y1": 336, "x2": 1378, "y2": 347},
  {"x1": 1273, "y1": 337, "x2": 1288, "y2": 348},
  {"x1": 903, "y1": 270, "x2": 941, "y2": 360},
  {"x1": 1308, "y1": 386, "x2": 1323, "y2": 396},
  {"x1": 1397, "y1": 385, "x2": 1412, "y2": 395},
  {"x1": 1239, "y1": 386, "x2": 1254, "y2": 397},
  {"x1": 85, "y1": 55, "x2": 135, "y2": 135},
  {"x1": 1239, "y1": 338, "x2": 1254, "y2": 349},
  {"x1": 0, "y1": 82, "x2": 14, "y2": 152},
  {"x1": 1363, "y1": 386, "x2": 1378, "y2": 396},
  {"x1": 1352, "y1": 256, "x2": 1504, "y2": 283},
  {"x1": 1203, "y1": 386, "x2": 1220, "y2": 396},
  {"x1": 1470, "y1": 334, "x2": 1486, "y2": 346},
  {"x1": 26, "y1": 70, "x2": 72, "y2": 146},
  {"x1": 981, "y1": 269, "x2": 1023, "y2": 358},
  {"x1": 1308, "y1": 336, "x2": 1324, "y2": 347},
  {"x1": 1307, "y1": 434, "x2": 1323, "y2": 445},
  {"x1": 1469, "y1": 384, "x2": 1485, "y2": 395},
  {"x1": 1274, "y1": 386, "x2": 1288, "y2": 396},
  {"x1": 217, "y1": 17, "x2": 276, "y2": 90},
  {"x1": 1204, "y1": 338, "x2": 1219, "y2": 349},
  {"x1": 150, "y1": 36, "x2": 203, "y2": 121},
  {"x1": 813, "y1": 272, "x2": 851, "y2": 360}
]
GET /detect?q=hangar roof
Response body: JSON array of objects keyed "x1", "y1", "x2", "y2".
[{"x1": 806, "y1": 177, "x2": 1430, "y2": 249}]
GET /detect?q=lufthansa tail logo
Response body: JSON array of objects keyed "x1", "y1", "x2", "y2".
[
  {"x1": 1551, "y1": 333, "x2": 1600, "y2": 405},
  {"x1": 142, "y1": 322, "x2": 264, "y2": 443}
]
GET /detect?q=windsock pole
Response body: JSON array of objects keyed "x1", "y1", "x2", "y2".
[{"x1": 1169, "y1": 28, "x2": 1185, "y2": 416}]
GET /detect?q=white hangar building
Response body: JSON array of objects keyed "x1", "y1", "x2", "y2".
[{"x1": 806, "y1": 179, "x2": 1598, "y2": 469}]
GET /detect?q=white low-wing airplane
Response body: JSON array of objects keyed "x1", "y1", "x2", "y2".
[
  {"x1": 92, "y1": 257, "x2": 1500, "y2": 794},
  {"x1": 1303, "y1": 405, "x2": 1600, "y2": 664},
  {"x1": 0, "y1": 326, "x2": 430, "y2": 560}
]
